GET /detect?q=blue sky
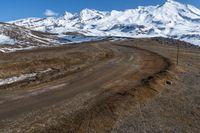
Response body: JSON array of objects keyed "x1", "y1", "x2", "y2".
[{"x1": 0, "y1": 0, "x2": 199, "y2": 21}]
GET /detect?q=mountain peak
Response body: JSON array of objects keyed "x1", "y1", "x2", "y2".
[
  {"x1": 164, "y1": 0, "x2": 185, "y2": 6},
  {"x1": 161, "y1": 0, "x2": 186, "y2": 11},
  {"x1": 81, "y1": 8, "x2": 96, "y2": 13},
  {"x1": 9, "y1": 1, "x2": 200, "y2": 46},
  {"x1": 80, "y1": 9, "x2": 107, "y2": 21},
  {"x1": 166, "y1": 0, "x2": 178, "y2": 3},
  {"x1": 63, "y1": 12, "x2": 74, "y2": 20},
  {"x1": 80, "y1": 9, "x2": 101, "y2": 16}
]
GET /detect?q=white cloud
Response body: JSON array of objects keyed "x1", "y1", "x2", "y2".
[{"x1": 44, "y1": 9, "x2": 58, "y2": 17}]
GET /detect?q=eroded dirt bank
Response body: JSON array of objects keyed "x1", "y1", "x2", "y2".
[{"x1": 0, "y1": 39, "x2": 199, "y2": 133}]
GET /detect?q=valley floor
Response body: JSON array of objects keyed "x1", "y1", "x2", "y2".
[{"x1": 0, "y1": 39, "x2": 199, "y2": 133}]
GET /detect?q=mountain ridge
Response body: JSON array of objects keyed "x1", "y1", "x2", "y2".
[{"x1": 7, "y1": 0, "x2": 200, "y2": 46}]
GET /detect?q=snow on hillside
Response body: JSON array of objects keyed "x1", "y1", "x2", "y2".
[
  {"x1": 0, "y1": 73, "x2": 36, "y2": 86},
  {"x1": 0, "y1": 35, "x2": 16, "y2": 45},
  {"x1": 0, "y1": 23, "x2": 106, "y2": 53},
  {"x1": 10, "y1": 0, "x2": 200, "y2": 46}
]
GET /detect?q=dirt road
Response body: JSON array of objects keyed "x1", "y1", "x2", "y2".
[{"x1": 0, "y1": 40, "x2": 189, "y2": 132}]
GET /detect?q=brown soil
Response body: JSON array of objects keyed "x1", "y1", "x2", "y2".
[{"x1": 0, "y1": 39, "x2": 199, "y2": 133}]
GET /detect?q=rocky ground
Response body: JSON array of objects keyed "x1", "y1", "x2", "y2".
[{"x1": 0, "y1": 39, "x2": 199, "y2": 133}]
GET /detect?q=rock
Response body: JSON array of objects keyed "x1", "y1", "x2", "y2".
[{"x1": 166, "y1": 80, "x2": 172, "y2": 85}]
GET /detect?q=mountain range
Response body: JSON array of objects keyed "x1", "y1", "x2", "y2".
[{"x1": 0, "y1": 0, "x2": 199, "y2": 52}]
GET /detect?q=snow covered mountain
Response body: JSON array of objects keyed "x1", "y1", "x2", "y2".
[
  {"x1": 0, "y1": 22, "x2": 103, "y2": 52},
  {"x1": 0, "y1": 22, "x2": 56, "y2": 52},
  {"x1": 10, "y1": 0, "x2": 200, "y2": 46}
]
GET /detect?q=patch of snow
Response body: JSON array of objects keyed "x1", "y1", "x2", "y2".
[
  {"x1": 0, "y1": 35, "x2": 16, "y2": 45},
  {"x1": 181, "y1": 38, "x2": 200, "y2": 46},
  {"x1": 40, "y1": 68, "x2": 52, "y2": 73},
  {"x1": 0, "y1": 46, "x2": 36, "y2": 53},
  {"x1": 52, "y1": 34, "x2": 105, "y2": 44},
  {"x1": 0, "y1": 73, "x2": 37, "y2": 86}
]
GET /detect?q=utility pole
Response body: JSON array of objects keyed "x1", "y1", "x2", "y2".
[{"x1": 176, "y1": 41, "x2": 180, "y2": 65}]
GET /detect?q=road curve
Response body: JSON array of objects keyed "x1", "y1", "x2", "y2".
[{"x1": 0, "y1": 41, "x2": 171, "y2": 133}]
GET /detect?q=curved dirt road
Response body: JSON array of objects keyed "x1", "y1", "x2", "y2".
[{"x1": 0, "y1": 41, "x2": 171, "y2": 132}]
